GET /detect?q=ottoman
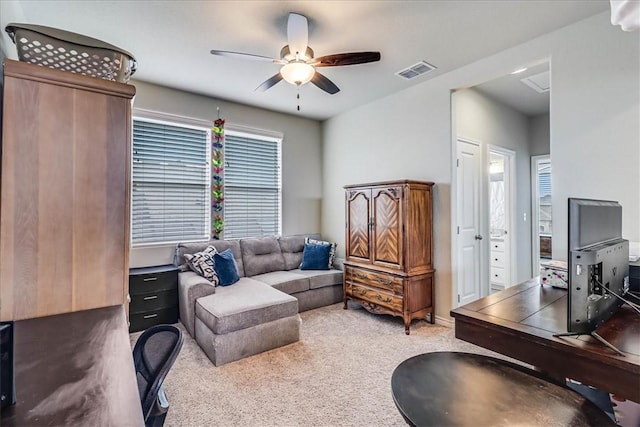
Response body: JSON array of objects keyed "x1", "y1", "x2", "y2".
[{"x1": 194, "y1": 278, "x2": 301, "y2": 366}]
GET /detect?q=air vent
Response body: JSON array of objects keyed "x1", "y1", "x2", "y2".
[
  {"x1": 396, "y1": 61, "x2": 436, "y2": 80},
  {"x1": 520, "y1": 71, "x2": 550, "y2": 93}
]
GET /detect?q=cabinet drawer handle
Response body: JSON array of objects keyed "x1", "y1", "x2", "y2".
[
  {"x1": 375, "y1": 277, "x2": 393, "y2": 286},
  {"x1": 358, "y1": 288, "x2": 368, "y2": 296},
  {"x1": 143, "y1": 295, "x2": 159, "y2": 301},
  {"x1": 143, "y1": 277, "x2": 157, "y2": 282},
  {"x1": 354, "y1": 273, "x2": 368, "y2": 280},
  {"x1": 376, "y1": 294, "x2": 392, "y2": 303},
  {"x1": 143, "y1": 313, "x2": 158, "y2": 319}
]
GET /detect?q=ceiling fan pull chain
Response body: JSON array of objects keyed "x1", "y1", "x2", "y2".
[{"x1": 297, "y1": 86, "x2": 301, "y2": 111}]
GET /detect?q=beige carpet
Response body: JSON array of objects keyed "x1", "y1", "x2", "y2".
[{"x1": 135, "y1": 303, "x2": 502, "y2": 427}]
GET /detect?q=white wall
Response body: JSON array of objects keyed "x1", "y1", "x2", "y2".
[
  {"x1": 130, "y1": 81, "x2": 323, "y2": 267},
  {"x1": 550, "y1": 19, "x2": 640, "y2": 260},
  {"x1": 322, "y1": 12, "x2": 640, "y2": 320},
  {"x1": 454, "y1": 88, "x2": 533, "y2": 282},
  {"x1": 529, "y1": 114, "x2": 550, "y2": 156}
]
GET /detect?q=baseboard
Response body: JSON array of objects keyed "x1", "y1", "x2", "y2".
[{"x1": 431, "y1": 314, "x2": 454, "y2": 328}]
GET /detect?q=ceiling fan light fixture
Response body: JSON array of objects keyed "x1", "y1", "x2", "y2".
[{"x1": 281, "y1": 62, "x2": 315, "y2": 86}]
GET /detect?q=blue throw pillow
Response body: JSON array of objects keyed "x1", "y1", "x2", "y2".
[
  {"x1": 213, "y1": 249, "x2": 240, "y2": 286},
  {"x1": 305, "y1": 237, "x2": 337, "y2": 269},
  {"x1": 300, "y1": 243, "x2": 331, "y2": 270}
]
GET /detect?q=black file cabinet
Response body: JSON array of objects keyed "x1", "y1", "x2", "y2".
[{"x1": 129, "y1": 265, "x2": 179, "y2": 333}]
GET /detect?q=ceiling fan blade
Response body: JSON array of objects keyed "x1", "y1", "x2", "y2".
[
  {"x1": 311, "y1": 71, "x2": 340, "y2": 95},
  {"x1": 287, "y1": 13, "x2": 308, "y2": 58},
  {"x1": 314, "y1": 52, "x2": 381, "y2": 67},
  {"x1": 255, "y1": 73, "x2": 283, "y2": 91},
  {"x1": 211, "y1": 50, "x2": 279, "y2": 63}
]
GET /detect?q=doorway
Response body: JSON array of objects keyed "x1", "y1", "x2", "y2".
[
  {"x1": 531, "y1": 155, "x2": 552, "y2": 271},
  {"x1": 488, "y1": 147, "x2": 515, "y2": 293},
  {"x1": 451, "y1": 59, "x2": 550, "y2": 309}
]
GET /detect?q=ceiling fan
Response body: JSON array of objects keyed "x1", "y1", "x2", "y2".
[{"x1": 210, "y1": 12, "x2": 381, "y2": 95}]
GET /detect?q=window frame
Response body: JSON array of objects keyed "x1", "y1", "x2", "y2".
[
  {"x1": 223, "y1": 125, "x2": 283, "y2": 239},
  {"x1": 131, "y1": 109, "x2": 212, "y2": 247}
]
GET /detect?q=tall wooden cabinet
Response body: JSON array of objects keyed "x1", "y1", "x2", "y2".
[
  {"x1": 0, "y1": 59, "x2": 136, "y2": 321},
  {"x1": 343, "y1": 180, "x2": 434, "y2": 334}
]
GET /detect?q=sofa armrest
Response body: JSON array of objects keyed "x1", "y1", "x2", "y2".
[{"x1": 178, "y1": 271, "x2": 216, "y2": 338}]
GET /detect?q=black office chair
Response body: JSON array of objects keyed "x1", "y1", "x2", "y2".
[{"x1": 133, "y1": 324, "x2": 184, "y2": 427}]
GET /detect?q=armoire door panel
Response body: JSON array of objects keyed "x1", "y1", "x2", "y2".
[
  {"x1": 372, "y1": 186, "x2": 403, "y2": 269},
  {"x1": 74, "y1": 90, "x2": 109, "y2": 310},
  {"x1": 346, "y1": 190, "x2": 371, "y2": 262},
  {"x1": 2, "y1": 77, "x2": 41, "y2": 319},
  {"x1": 105, "y1": 96, "x2": 131, "y2": 308},
  {"x1": 73, "y1": 90, "x2": 128, "y2": 310},
  {"x1": 37, "y1": 82, "x2": 75, "y2": 316},
  {"x1": 406, "y1": 187, "x2": 432, "y2": 271},
  {"x1": 0, "y1": 59, "x2": 135, "y2": 321}
]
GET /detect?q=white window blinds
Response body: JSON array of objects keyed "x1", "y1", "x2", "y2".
[
  {"x1": 132, "y1": 117, "x2": 210, "y2": 245},
  {"x1": 224, "y1": 130, "x2": 281, "y2": 239}
]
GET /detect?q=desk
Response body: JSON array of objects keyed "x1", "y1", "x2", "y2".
[
  {"x1": 1, "y1": 305, "x2": 144, "y2": 426},
  {"x1": 451, "y1": 279, "x2": 640, "y2": 403},
  {"x1": 391, "y1": 352, "x2": 615, "y2": 426}
]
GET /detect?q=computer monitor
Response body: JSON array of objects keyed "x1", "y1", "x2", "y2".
[{"x1": 567, "y1": 198, "x2": 629, "y2": 334}]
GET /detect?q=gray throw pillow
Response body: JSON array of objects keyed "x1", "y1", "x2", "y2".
[{"x1": 184, "y1": 246, "x2": 220, "y2": 286}]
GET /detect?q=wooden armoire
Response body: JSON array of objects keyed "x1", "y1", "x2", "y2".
[
  {"x1": 0, "y1": 59, "x2": 136, "y2": 321},
  {"x1": 343, "y1": 180, "x2": 434, "y2": 334}
]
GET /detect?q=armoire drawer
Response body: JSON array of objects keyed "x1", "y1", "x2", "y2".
[
  {"x1": 345, "y1": 266, "x2": 403, "y2": 294},
  {"x1": 346, "y1": 283, "x2": 403, "y2": 312}
]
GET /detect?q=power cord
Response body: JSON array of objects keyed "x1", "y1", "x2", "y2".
[{"x1": 592, "y1": 276, "x2": 640, "y2": 315}]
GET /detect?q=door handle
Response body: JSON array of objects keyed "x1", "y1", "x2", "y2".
[{"x1": 475, "y1": 235, "x2": 483, "y2": 240}]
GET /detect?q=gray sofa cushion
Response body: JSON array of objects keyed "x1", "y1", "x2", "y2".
[
  {"x1": 195, "y1": 315, "x2": 300, "y2": 366},
  {"x1": 240, "y1": 236, "x2": 285, "y2": 277},
  {"x1": 178, "y1": 271, "x2": 216, "y2": 338},
  {"x1": 277, "y1": 233, "x2": 321, "y2": 270},
  {"x1": 295, "y1": 285, "x2": 343, "y2": 312},
  {"x1": 176, "y1": 239, "x2": 245, "y2": 277},
  {"x1": 251, "y1": 270, "x2": 310, "y2": 294},
  {"x1": 290, "y1": 268, "x2": 343, "y2": 289},
  {"x1": 195, "y1": 278, "x2": 298, "y2": 335}
]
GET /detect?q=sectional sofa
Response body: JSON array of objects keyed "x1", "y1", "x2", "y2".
[{"x1": 175, "y1": 234, "x2": 343, "y2": 365}]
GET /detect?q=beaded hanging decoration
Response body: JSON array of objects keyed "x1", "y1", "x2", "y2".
[{"x1": 211, "y1": 118, "x2": 225, "y2": 239}]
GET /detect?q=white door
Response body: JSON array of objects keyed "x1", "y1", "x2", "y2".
[{"x1": 456, "y1": 139, "x2": 482, "y2": 306}]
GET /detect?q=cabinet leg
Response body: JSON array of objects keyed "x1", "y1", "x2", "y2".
[
  {"x1": 343, "y1": 299, "x2": 348, "y2": 310},
  {"x1": 404, "y1": 316, "x2": 411, "y2": 335},
  {"x1": 430, "y1": 312, "x2": 435, "y2": 325}
]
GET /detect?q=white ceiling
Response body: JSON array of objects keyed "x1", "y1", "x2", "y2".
[
  {"x1": 474, "y1": 61, "x2": 550, "y2": 117},
  {"x1": 1, "y1": 1, "x2": 608, "y2": 120}
]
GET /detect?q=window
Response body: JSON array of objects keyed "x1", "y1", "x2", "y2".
[
  {"x1": 538, "y1": 160, "x2": 552, "y2": 235},
  {"x1": 223, "y1": 128, "x2": 282, "y2": 239},
  {"x1": 131, "y1": 112, "x2": 210, "y2": 245}
]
